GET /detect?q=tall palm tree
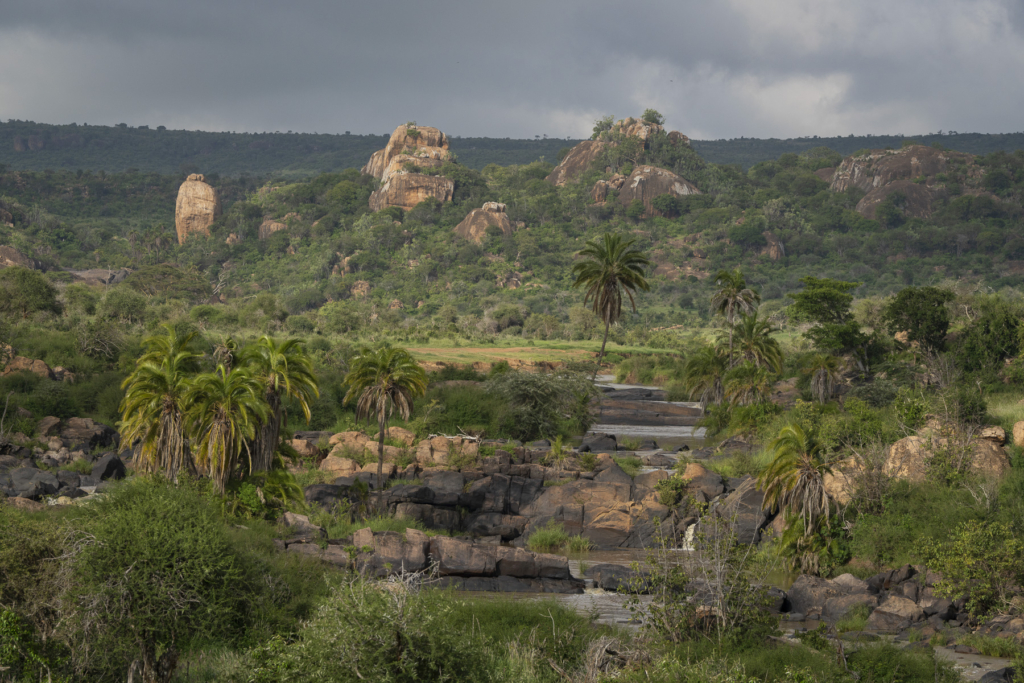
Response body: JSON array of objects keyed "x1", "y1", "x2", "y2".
[
  {"x1": 710, "y1": 269, "x2": 760, "y2": 362},
  {"x1": 723, "y1": 312, "x2": 783, "y2": 372},
  {"x1": 758, "y1": 423, "x2": 834, "y2": 537},
  {"x1": 682, "y1": 344, "x2": 729, "y2": 409},
  {"x1": 239, "y1": 336, "x2": 319, "y2": 473},
  {"x1": 571, "y1": 233, "x2": 651, "y2": 379},
  {"x1": 723, "y1": 362, "x2": 774, "y2": 406},
  {"x1": 342, "y1": 346, "x2": 427, "y2": 489},
  {"x1": 804, "y1": 354, "x2": 841, "y2": 404},
  {"x1": 186, "y1": 365, "x2": 269, "y2": 493},
  {"x1": 119, "y1": 325, "x2": 202, "y2": 482}
]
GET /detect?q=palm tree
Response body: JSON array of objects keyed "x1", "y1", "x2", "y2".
[
  {"x1": 239, "y1": 336, "x2": 320, "y2": 473},
  {"x1": 342, "y1": 346, "x2": 427, "y2": 490},
  {"x1": 710, "y1": 269, "x2": 760, "y2": 362},
  {"x1": 571, "y1": 233, "x2": 651, "y2": 379},
  {"x1": 726, "y1": 312, "x2": 783, "y2": 372},
  {"x1": 682, "y1": 345, "x2": 729, "y2": 409},
  {"x1": 804, "y1": 354, "x2": 841, "y2": 404},
  {"x1": 119, "y1": 325, "x2": 202, "y2": 482},
  {"x1": 723, "y1": 362, "x2": 774, "y2": 406},
  {"x1": 758, "y1": 423, "x2": 834, "y2": 537},
  {"x1": 186, "y1": 365, "x2": 269, "y2": 493}
]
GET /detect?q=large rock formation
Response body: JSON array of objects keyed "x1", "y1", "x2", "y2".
[
  {"x1": 369, "y1": 173, "x2": 454, "y2": 212},
  {"x1": 0, "y1": 246, "x2": 42, "y2": 270},
  {"x1": 363, "y1": 125, "x2": 455, "y2": 212},
  {"x1": 884, "y1": 427, "x2": 1011, "y2": 482},
  {"x1": 546, "y1": 116, "x2": 691, "y2": 186},
  {"x1": 175, "y1": 174, "x2": 221, "y2": 244},
  {"x1": 546, "y1": 141, "x2": 610, "y2": 186},
  {"x1": 453, "y1": 202, "x2": 514, "y2": 243},
  {"x1": 362, "y1": 125, "x2": 450, "y2": 179},
  {"x1": 617, "y1": 166, "x2": 700, "y2": 217},
  {"x1": 829, "y1": 145, "x2": 981, "y2": 220}
]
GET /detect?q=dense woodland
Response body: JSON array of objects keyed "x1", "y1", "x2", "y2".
[{"x1": 3, "y1": 116, "x2": 1024, "y2": 682}]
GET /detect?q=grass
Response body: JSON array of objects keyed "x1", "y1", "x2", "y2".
[
  {"x1": 612, "y1": 456, "x2": 642, "y2": 478},
  {"x1": 63, "y1": 459, "x2": 95, "y2": 475},
  {"x1": 525, "y1": 520, "x2": 592, "y2": 553},
  {"x1": 305, "y1": 512, "x2": 446, "y2": 540},
  {"x1": 953, "y1": 633, "x2": 1024, "y2": 658},
  {"x1": 617, "y1": 436, "x2": 642, "y2": 451},
  {"x1": 543, "y1": 479, "x2": 573, "y2": 487},
  {"x1": 702, "y1": 449, "x2": 774, "y2": 479},
  {"x1": 985, "y1": 392, "x2": 1024, "y2": 434}
]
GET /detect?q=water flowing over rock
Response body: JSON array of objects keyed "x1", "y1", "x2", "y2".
[
  {"x1": 175, "y1": 174, "x2": 221, "y2": 244},
  {"x1": 617, "y1": 166, "x2": 700, "y2": 217},
  {"x1": 453, "y1": 202, "x2": 515, "y2": 243}
]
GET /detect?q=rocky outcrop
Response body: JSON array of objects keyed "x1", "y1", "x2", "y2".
[
  {"x1": 67, "y1": 268, "x2": 130, "y2": 286},
  {"x1": 0, "y1": 246, "x2": 42, "y2": 270},
  {"x1": 362, "y1": 125, "x2": 455, "y2": 213},
  {"x1": 591, "y1": 174, "x2": 626, "y2": 203},
  {"x1": 762, "y1": 232, "x2": 785, "y2": 260},
  {"x1": 546, "y1": 141, "x2": 610, "y2": 186},
  {"x1": 258, "y1": 218, "x2": 287, "y2": 240},
  {"x1": 175, "y1": 174, "x2": 221, "y2": 244},
  {"x1": 1, "y1": 356, "x2": 55, "y2": 380},
  {"x1": 884, "y1": 427, "x2": 1011, "y2": 482},
  {"x1": 618, "y1": 166, "x2": 700, "y2": 217},
  {"x1": 362, "y1": 125, "x2": 450, "y2": 179},
  {"x1": 830, "y1": 145, "x2": 980, "y2": 219},
  {"x1": 453, "y1": 202, "x2": 514, "y2": 243},
  {"x1": 369, "y1": 172, "x2": 454, "y2": 213}
]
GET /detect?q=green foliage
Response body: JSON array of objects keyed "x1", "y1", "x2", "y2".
[
  {"x1": 485, "y1": 369, "x2": 595, "y2": 441},
  {"x1": 72, "y1": 478, "x2": 257, "y2": 681},
  {"x1": 881, "y1": 286, "x2": 954, "y2": 351},
  {"x1": 0, "y1": 608, "x2": 70, "y2": 683},
  {"x1": 0, "y1": 267, "x2": 60, "y2": 319},
  {"x1": 612, "y1": 455, "x2": 641, "y2": 478},
  {"x1": 247, "y1": 583, "x2": 492, "y2": 683},
  {"x1": 924, "y1": 519, "x2": 1024, "y2": 617},
  {"x1": 123, "y1": 264, "x2": 212, "y2": 301},
  {"x1": 100, "y1": 285, "x2": 148, "y2": 323},
  {"x1": 526, "y1": 520, "x2": 571, "y2": 552}
]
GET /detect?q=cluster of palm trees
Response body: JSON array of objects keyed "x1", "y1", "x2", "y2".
[
  {"x1": 683, "y1": 269, "x2": 843, "y2": 410},
  {"x1": 119, "y1": 325, "x2": 318, "y2": 493}
]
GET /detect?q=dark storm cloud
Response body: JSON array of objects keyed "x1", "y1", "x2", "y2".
[{"x1": 2, "y1": 0, "x2": 1022, "y2": 139}]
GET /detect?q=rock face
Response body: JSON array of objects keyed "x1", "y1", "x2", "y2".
[
  {"x1": 362, "y1": 125, "x2": 450, "y2": 179},
  {"x1": 546, "y1": 141, "x2": 610, "y2": 186},
  {"x1": 363, "y1": 125, "x2": 455, "y2": 213},
  {"x1": 453, "y1": 202, "x2": 515, "y2": 243},
  {"x1": 1, "y1": 356, "x2": 55, "y2": 380},
  {"x1": 591, "y1": 174, "x2": 626, "y2": 203},
  {"x1": 175, "y1": 174, "x2": 221, "y2": 244},
  {"x1": 829, "y1": 146, "x2": 980, "y2": 219},
  {"x1": 369, "y1": 171, "x2": 453, "y2": 213},
  {"x1": 258, "y1": 218, "x2": 287, "y2": 240},
  {"x1": 0, "y1": 246, "x2": 42, "y2": 270},
  {"x1": 884, "y1": 431, "x2": 1011, "y2": 482},
  {"x1": 762, "y1": 232, "x2": 785, "y2": 260},
  {"x1": 618, "y1": 166, "x2": 700, "y2": 217}
]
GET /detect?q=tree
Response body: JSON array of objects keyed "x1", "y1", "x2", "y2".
[
  {"x1": 803, "y1": 354, "x2": 841, "y2": 404},
  {"x1": 119, "y1": 325, "x2": 202, "y2": 482},
  {"x1": 186, "y1": 365, "x2": 268, "y2": 493},
  {"x1": 682, "y1": 345, "x2": 729, "y2": 409},
  {"x1": 881, "y1": 286, "x2": 954, "y2": 351},
  {"x1": 725, "y1": 312, "x2": 782, "y2": 372},
  {"x1": 642, "y1": 108, "x2": 665, "y2": 126},
  {"x1": 758, "y1": 423, "x2": 834, "y2": 537},
  {"x1": 788, "y1": 277, "x2": 869, "y2": 368},
  {"x1": 0, "y1": 266, "x2": 60, "y2": 319},
  {"x1": 342, "y1": 346, "x2": 427, "y2": 489},
  {"x1": 710, "y1": 269, "x2": 760, "y2": 362},
  {"x1": 723, "y1": 362, "x2": 773, "y2": 406},
  {"x1": 571, "y1": 233, "x2": 651, "y2": 379},
  {"x1": 238, "y1": 336, "x2": 319, "y2": 473}
]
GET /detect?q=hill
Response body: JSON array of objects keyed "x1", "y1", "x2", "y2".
[{"x1": 5, "y1": 120, "x2": 1024, "y2": 176}]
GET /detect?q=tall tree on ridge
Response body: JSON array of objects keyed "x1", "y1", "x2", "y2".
[{"x1": 711, "y1": 269, "x2": 760, "y2": 363}]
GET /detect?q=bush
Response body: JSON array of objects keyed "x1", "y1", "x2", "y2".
[
  {"x1": 486, "y1": 369, "x2": 596, "y2": 440},
  {"x1": 100, "y1": 286, "x2": 148, "y2": 323},
  {"x1": 526, "y1": 520, "x2": 571, "y2": 552},
  {"x1": 0, "y1": 267, "x2": 61, "y2": 319},
  {"x1": 923, "y1": 519, "x2": 1024, "y2": 617},
  {"x1": 247, "y1": 583, "x2": 492, "y2": 683},
  {"x1": 68, "y1": 478, "x2": 257, "y2": 681}
]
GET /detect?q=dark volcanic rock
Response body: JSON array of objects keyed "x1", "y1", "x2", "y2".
[{"x1": 91, "y1": 453, "x2": 126, "y2": 481}]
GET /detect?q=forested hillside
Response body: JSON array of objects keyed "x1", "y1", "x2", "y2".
[{"x1": 4, "y1": 119, "x2": 1024, "y2": 176}]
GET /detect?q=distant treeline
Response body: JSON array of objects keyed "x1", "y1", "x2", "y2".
[{"x1": 3, "y1": 120, "x2": 1024, "y2": 176}]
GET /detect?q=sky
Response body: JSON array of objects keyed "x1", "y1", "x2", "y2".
[{"x1": 2, "y1": 0, "x2": 1023, "y2": 141}]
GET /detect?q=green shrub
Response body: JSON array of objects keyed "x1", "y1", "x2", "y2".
[
  {"x1": 100, "y1": 286, "x2": 148, "y2": 323},
  {"x1": 526, "y1": 520, "x2": 570, "y2": 552},
  {"x1": 612, "y1": 455, "x2": 641, "y2": 478},
  {"x1": 0, "y1": 266, "x2": 61, "y2": 319},
  {"x1": 247, "y1": 583, "x2": 492, "y2": 683},
  {"x1": 923, "y1": 519, "x2": 1024, "y2": 617}
]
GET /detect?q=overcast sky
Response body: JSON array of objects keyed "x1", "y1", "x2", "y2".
[{"x1": 2, "y1": 0, "x2": 1022, "y2": 140}]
